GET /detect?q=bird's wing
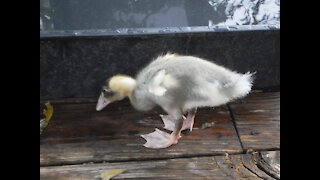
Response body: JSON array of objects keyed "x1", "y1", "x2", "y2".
[{"x1": 148, "y1": 69, "x2": 178, "y2": 96}]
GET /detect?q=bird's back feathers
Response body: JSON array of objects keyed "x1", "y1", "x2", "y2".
[{"x1": 131, "y1": 53, "x2": 254, "y2": 112}]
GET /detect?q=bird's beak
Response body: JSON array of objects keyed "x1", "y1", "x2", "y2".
[{"x1": 96, "y1": 92, "x2": 110, "y2": 111}]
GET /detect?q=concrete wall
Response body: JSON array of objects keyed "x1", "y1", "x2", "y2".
[{"x1": 40, "y1": 30, "x2": 279, "y2": 99}]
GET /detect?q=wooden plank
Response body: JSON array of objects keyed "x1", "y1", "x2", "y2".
[
  {"x1": 41, "y1": 99, "x2": 242, "y2": 165},
  {"x1": 229, "y1": 92, "x2": 280, "y2": 150},
  {"x1": 41, "y1": 152, "x2": 278, "y2": 180},
  {"x1": 259, "y1": 151, "x2": 280, "y2": 179},
  {"x1": 40, "y1": 97, "x2": 97, "y2": 104},
  {"x1": 241, "y1": 153, "x2": 274, "y2": 179}
]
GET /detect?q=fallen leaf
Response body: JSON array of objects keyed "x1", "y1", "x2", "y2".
[
  {"x1": 100, "y1": 169, "x2": 124, "y2": 180},
  {"x1": 40, "y1": 102, "x2": 53, "y2": 134},
  {"x1": 43, "y1": 102, "x2": 53, "y2": 121}
]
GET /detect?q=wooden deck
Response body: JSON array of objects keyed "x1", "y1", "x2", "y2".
[{"x1": 40, "y1": 92, "x2": 280, "y2": 179}]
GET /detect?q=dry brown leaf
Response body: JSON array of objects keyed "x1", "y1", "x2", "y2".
[
  {"x1": 40, "y1": 102, "x2": 54, "y2": 134},
  {"x1": 100, "y1": 169, "x2": 124, "y2": 180},
  {"x1": 43, "y1": 102, "x2": 53, "y2": 121}
]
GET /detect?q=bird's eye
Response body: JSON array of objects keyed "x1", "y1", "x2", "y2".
[
  {"x1": 102, "y1": 87, "x2": 109, "y2": 93},
  {"x1": 102, "y1": 89, "x2": 115, "y2": 97}
]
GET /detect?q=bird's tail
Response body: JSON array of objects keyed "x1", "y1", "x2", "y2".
[{"x1": 225, "y1": 72, "x2": 256, "y2": 100}]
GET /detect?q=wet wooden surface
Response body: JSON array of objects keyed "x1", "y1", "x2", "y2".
[
  {"x1": 40, "y1": 92, "x2": 280, "y2": 179},
  {"x1": 229, "y1": 92, "x2": 280, "y2": 150},
  {"x1": 40, "y1": 100, "x2": 241, "y2": 165},
  {"x1": 40, "y1": 151, "x2": 279, "y2": 180}
]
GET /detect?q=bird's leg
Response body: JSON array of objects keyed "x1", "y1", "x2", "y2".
[
  {"x1": 160, "y1": 114, "x2": 185, "y2": 131},
  {"x1": 183, "y1": 108, "x2": 197, "y2": 131},
  {"x1": 140, "y1": 116, "x2": 184, "y2": 149},
  {"x1": 161, "y1": 108, "x2": 197, "y2": 131}
]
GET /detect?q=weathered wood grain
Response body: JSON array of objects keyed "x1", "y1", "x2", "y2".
[
  {"x1": 40, "y1": 92, "x2": 280, "y2": 179},
  {"x1": 229, "y1": 92, "x2": 280, "y2": 150},
  {"x1": 259, "y1": 151, "x2": 280, "y2": 179},
  {"x1": 40, "y1": 151, "x2": 278, "y2": 180},
  {"x1": 40, "y1": 99, "x2": 242, "y2": 165}
]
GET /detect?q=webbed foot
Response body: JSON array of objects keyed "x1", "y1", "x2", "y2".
[{"x1": 140, "y1": 128, "x2": 180, "y2": 149}]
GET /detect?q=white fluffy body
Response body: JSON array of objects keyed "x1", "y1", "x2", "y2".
[
  {"x1": 148, "y1": 69, "x2": 179, "y2": 96},
  {"x1": 130, "y1": 53, "x2": 254, "y2": 117}
]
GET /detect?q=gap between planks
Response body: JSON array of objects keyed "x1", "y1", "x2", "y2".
[
  {"x1": 40, "y1": 148, "x2": 279, "y2": 168},
  {"x1": 227, "y1": 103, "x2": 244, "y2": 150},
  {"x1": 40, "y1": 151, "x2": 280, "y2": 180}
]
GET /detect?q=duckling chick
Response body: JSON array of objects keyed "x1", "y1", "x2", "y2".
[{"x1": 96, "y1": 53, "x2": 254, "y2": 149}]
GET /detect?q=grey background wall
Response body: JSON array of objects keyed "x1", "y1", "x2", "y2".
[{"x1": 40, "y1": 30, "x2": 279, "y2": 99}]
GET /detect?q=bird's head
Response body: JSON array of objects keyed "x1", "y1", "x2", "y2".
[{"x1": 96, "y1": 75, "x2": 136, "y2": 111}]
